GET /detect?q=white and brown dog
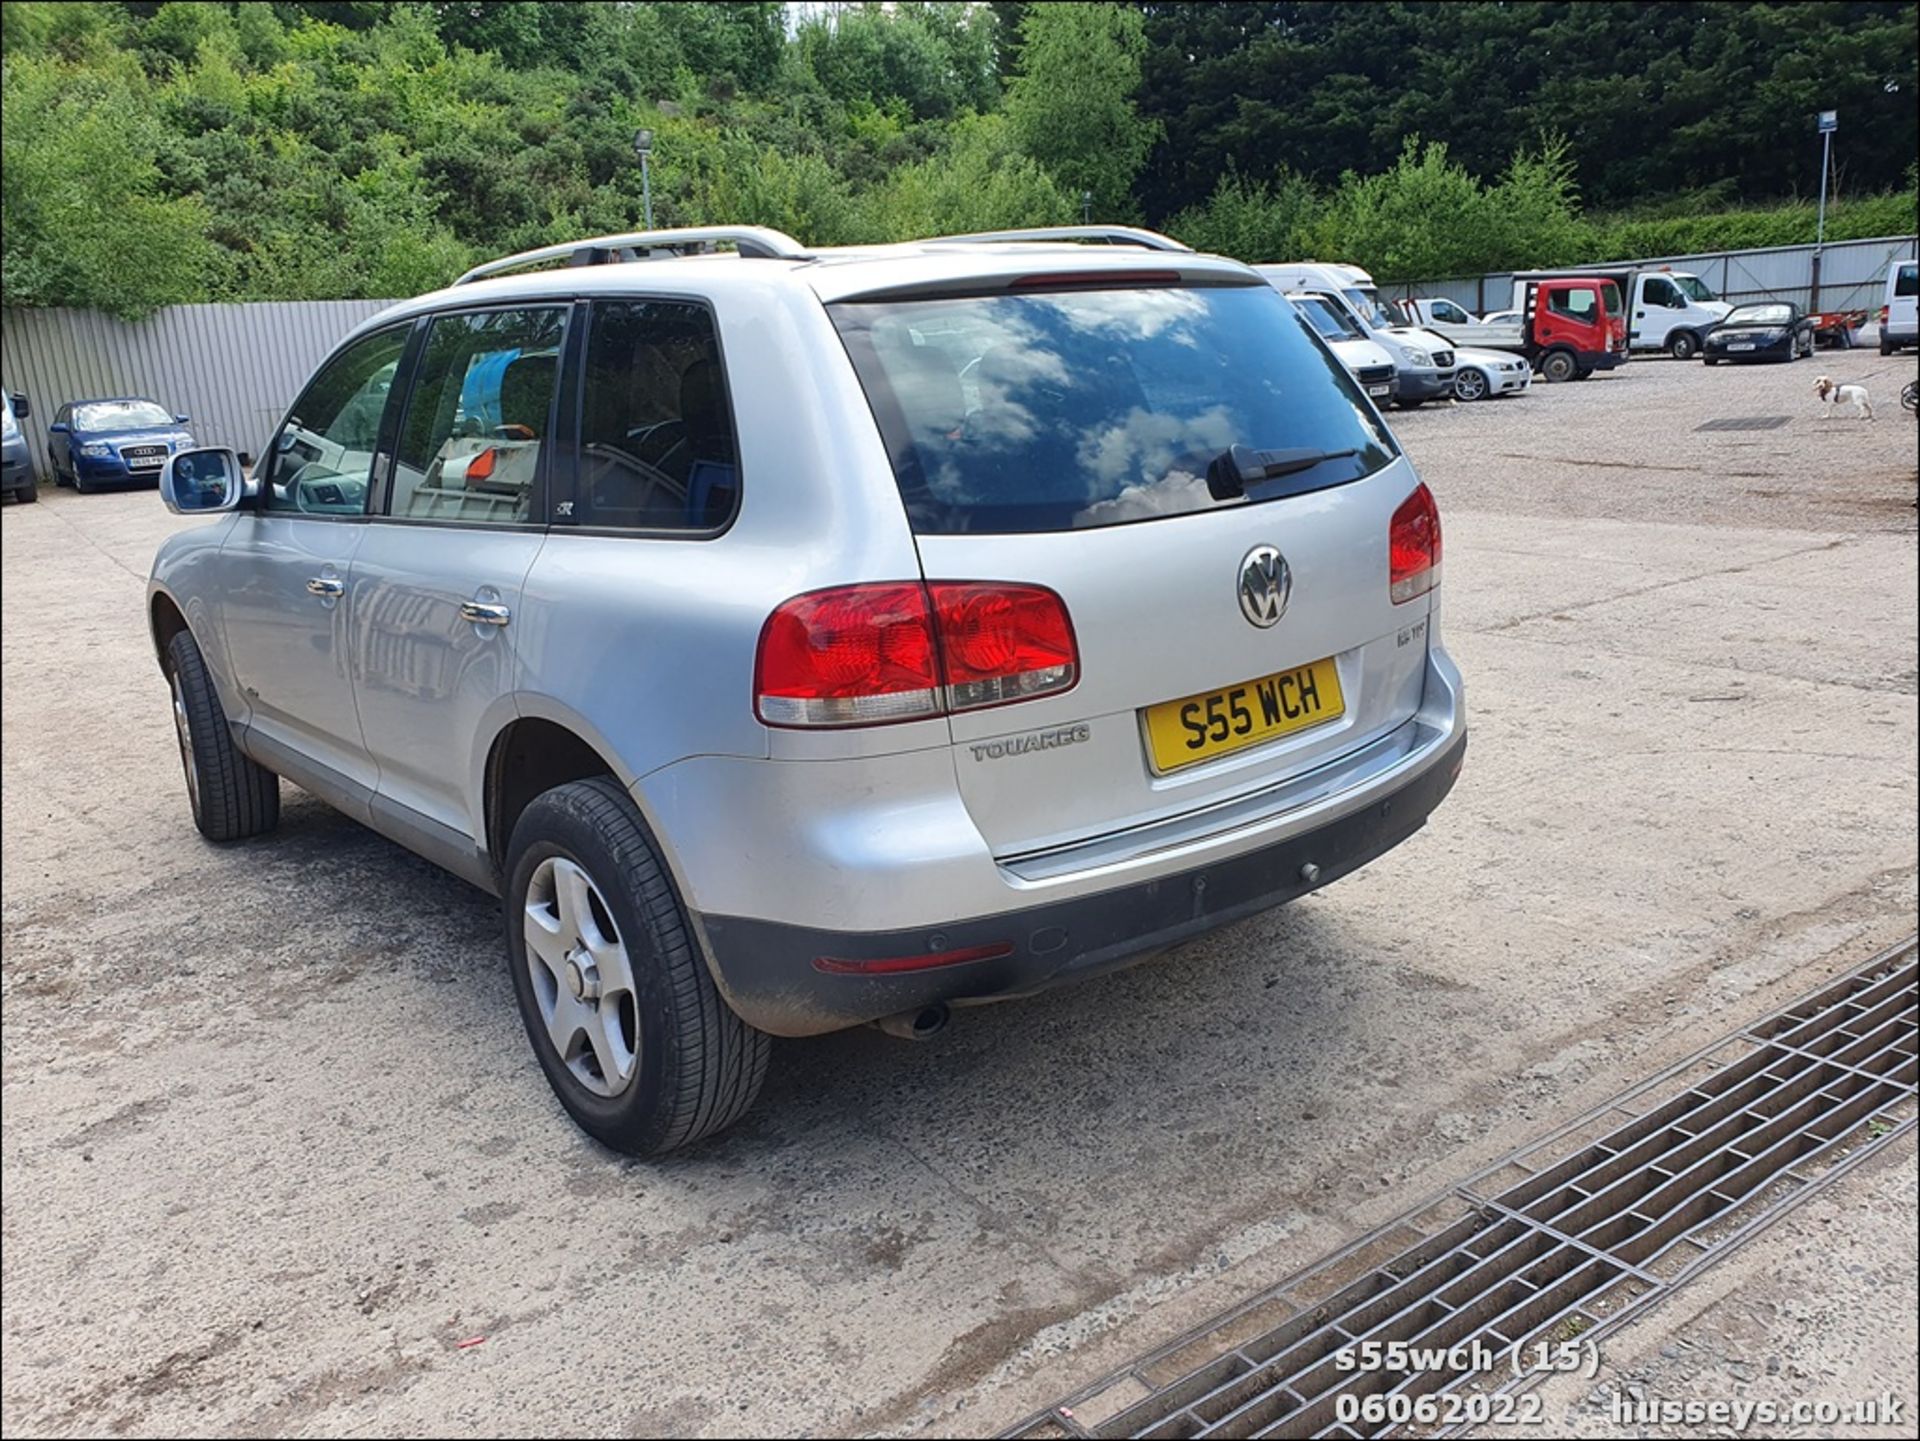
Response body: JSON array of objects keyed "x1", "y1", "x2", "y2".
[{"x1": 1814, "y1": 375, "x2": 1874, "y2": 419}]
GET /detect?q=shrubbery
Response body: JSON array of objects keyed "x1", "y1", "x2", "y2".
[
  {"x1": 2, "y1": 2, "x2": 1914, "y2": 316},
  {"x1": 1168, "y1": 139, "x2": 1919, "y2": 281}
]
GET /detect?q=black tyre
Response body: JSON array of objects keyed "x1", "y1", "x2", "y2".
[
  {"x1": 1668, "y1": 331, "x2": 1699, "y2": 361},
  {"x1": 1880, "y1": 334, "x2": 1895, "y2": 356},
  {"x1": 164, "y1": 629, "x2": 280, "y2": 841},
  {"x1": 72, "y1": 467, "x2": 96, "y2": 494},
  {"x1": 12, "y1": 483, "x2": 36, "y2": 504},
  {"x1": 1704, "y1": 356, "x2": 1720, "y2": 366},
  {"x1": 505, "y1": 777, "x2": 770, "y2": 1155},
  {"x1": 1540, "y1": 349, "x2": 1578, "y2": 383}
]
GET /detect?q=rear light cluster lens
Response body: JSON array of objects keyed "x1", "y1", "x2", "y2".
[
  {"x1": 1389, "y1": 482, "x2": 1442, "y2": 604},
  {"x1": 756, "y1": 581, "x2": 1077, "y2": 728}
]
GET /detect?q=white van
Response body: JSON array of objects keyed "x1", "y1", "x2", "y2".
[
  {"x1": 1880, "y1": 258, "x2": 1919, "y2": 354},
  {"x1": 1286, "y1": 291, "x2": 1398, "y2": 402},
  {"x1": 1257, "y1": 263, "x2": 1456, "y2": 406}
]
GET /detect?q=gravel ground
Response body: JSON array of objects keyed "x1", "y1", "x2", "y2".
[{"x1": 1, "y1": 342, "x2": 1914, "y2": 1437}]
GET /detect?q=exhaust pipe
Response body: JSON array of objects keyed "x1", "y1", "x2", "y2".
[{"x1": 873, "y1": 1002, "x2": 950, "y2": 1041}]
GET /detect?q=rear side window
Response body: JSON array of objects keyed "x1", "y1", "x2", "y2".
[
  {"x1": 831, "y1": 283, "x2": 1396, "y2": 535},
  {"x1": 390, "y1": 307, "x2": 566, "y2": 525},
  {"x1": 575, "y1": 300, "x2": 738, "y2": 531},
  {"x1": 1897, "y1": 264, "x2": 1919, "y2": 298}
]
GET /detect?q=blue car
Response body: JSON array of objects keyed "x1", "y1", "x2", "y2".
[{"x1": 48, "y1": 397, "x2": 196, "y2": 493}]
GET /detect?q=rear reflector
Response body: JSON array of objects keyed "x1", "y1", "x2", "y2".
[
  {"x1": 813, "y1": 941, "x2": 1014, "y2": 975},
  {"x1": 756, "y1": 581, "x2": 1078, "y2": 728},
  {"x1": 1389, "y1": 482, "x2": 1442, "y2": 604}
]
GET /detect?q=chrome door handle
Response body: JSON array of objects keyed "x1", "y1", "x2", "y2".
[
  {"x1": 459, "y1": 600, "x2": 511, "y2": 626},
  {"x1": 306, "y1": 576, "x2": 345, "y2": 598}
]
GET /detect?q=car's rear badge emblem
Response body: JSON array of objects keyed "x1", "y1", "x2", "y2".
[{"x1": 1239, "y1": 545, "x2": 1291, "y2": 628}]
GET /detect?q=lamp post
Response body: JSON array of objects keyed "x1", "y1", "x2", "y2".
[
  {"x1": 1811, "y1": 110, "x2": 1836, "y2": 310},
  {"x1": 1082, "y1": 189, "x2": 1093, "y2": 224},
  {"x1": 633, "y1": 128, "x2": 655, "y2": 231}
]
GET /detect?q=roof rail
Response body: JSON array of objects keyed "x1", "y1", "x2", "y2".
[
  {"x1": 929, "y1": 225, "x2": 1194, "y2": 254},
  {"x1": 454, "y1": 226, "x2": 811, "y2": 286}
]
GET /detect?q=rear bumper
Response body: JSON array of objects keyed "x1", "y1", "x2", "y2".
[{"x1": 691, "y1": 721, "x2": 1467, "y2": 1038}]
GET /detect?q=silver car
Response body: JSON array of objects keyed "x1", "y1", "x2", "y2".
[{"x1": 149, "y1": 225, "x2": 1466, "y2": 1154}]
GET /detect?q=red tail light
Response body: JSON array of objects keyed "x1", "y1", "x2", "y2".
[
  {"x1": 1389, "y1": 483, "x2": 1442, "y2": 604},
  {"x1": 756, "y1": 582, "x2": 1078, "y2": 728},
  {"x1": 1880, "y1": 305, "x2": 1891, "y2": 327},
  {"x1": 928, "y1": 582, "x2": 1077, "y2": 710},
  {"x1": 755, "y1": 583, "x2": 941, "y2": 726}
]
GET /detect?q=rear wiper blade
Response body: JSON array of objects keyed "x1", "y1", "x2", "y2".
[{"x1": 1206, "y1": 444, "x2": 1359, "y2": 500}]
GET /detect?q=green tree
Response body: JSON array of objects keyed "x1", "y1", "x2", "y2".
[
  {"x1": 1, "y1": 51, "x2": 216, "y2": 315},
  {"x1": 1005, "y1": 2, "x2": 1158, "y2": 217}
]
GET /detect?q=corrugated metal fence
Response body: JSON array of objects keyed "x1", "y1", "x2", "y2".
[
  {"x1": 1, "y1": 299, "x2": 397, "y2": 460},
  {"x1": 1386, "y1": 233, "x2": 1918, "y2": 317}
]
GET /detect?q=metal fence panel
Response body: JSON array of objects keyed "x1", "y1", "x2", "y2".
[
  {"x1": 1, "y1": 299, "x2": 398, "y2": 460},
  {"x1": 1386, "y1": 234, "x2": 1917, "y2": 317}
]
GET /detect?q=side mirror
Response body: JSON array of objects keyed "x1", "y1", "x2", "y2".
[
  {"x1": 174, "y1": 413, "x2": 190, "y2": 424},
  {"x1": 160, "y1": 447, "x2": 245, "y2": 516},
  {"x1": 10, "y1": 392, "x2": 29, "y2": 420},
  {"x1": 48, "y1": 421, "x2": 68, "y2": 434}
]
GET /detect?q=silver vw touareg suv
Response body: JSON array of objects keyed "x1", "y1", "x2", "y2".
[{"x1": 149, "y1": 225, "x2": 1465, "y2": 1154}]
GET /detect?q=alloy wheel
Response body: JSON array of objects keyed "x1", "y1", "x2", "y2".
[
  {"x1": 1454, "y1": 369, "x2": 1488, "y2": 401},
  {"x1": 169, "y1": 669, "x2": 200, "y2": 815},
  {"x1": 523, "y1": 856, "x2": 640, "y2": 1097}
]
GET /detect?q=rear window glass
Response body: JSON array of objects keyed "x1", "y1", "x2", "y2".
[
  {"x1": 1897, "y1": 264, "x2": 1919, "y2": 298},
  {"x1": 831, "y1": 283, "x2": 1396, "y2": 534}
]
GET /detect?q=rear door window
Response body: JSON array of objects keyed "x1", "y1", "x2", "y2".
[
  {"x1": 831, "y1": 282, "x2": 1396, "y2": 535},
  {"x1": 1896, "y1": 263, "x2": 1919, "y2": 298},
  {"x1": 389, "y1": 307, "x2": 566, "y2": 525}
]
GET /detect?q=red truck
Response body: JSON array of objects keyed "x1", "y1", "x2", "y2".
[
  {"x1": 1407, "y1": 273, "x2": 1632, "y2": 381},
  {"x1": 1510, "y1": 271, "x2": 1632, "y2": 381}
]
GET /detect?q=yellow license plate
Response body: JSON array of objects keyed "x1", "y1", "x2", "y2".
[{"x1": 1142, "y1": 658, "x2": 1345, "y2": 773}]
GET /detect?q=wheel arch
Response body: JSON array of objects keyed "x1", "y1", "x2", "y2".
[{"x1": 149, "y1": 589, "x2": 191, "y2": 673}]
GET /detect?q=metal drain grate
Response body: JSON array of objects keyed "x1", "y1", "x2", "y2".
[
  {"x1": 1006, "y1": 939, "x2": 1918, "y2": 1440},
  {"x1": 1693, "y1": 416, "x2": 1792, "y2": 432}
]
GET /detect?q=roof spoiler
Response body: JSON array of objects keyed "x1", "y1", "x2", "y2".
[
  {"x1": 928, "y1": 225, "x2": 1194, "y2": 254},
  {"x1": 454, "y1": 226, "x2": 811, "y2": 286}
]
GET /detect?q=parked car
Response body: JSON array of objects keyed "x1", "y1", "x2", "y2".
[
  {"x1": 48, "y1": 397, "x2": 196, "y2": 493},
  {"x1": 1481, "y1": 309, "x2": 1520, "y2": 326},
  {"x1": 148, "y1": 224, "x2": 1467, "y2": 1155},
  {"x1": 1701, "y1": 302, "x2": 1816, "y2": 364},
  {"x1": 1285, "y1": 291, "x2": 1397, "y2": 403},
  {"x1": 1255, "y1": 262, "x2": 1457, "y2": 407},
  {"x1": 2, "y1": 389, "x2": 37, "y2": 504},
  {"x1": 1449, "y1": 346, "x2": 1532, "y2": 401},
  {"x1": 1880, "y1": 258, "x2": 1919, "y2": 354}
]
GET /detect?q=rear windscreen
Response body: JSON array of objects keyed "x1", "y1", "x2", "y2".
[
  {"x1": 1897, "y1": 264, "x2": 1919, "y2": 298},
  {"x1": 831, "y1": 282, "x2": 1397, "y2": 535}
]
